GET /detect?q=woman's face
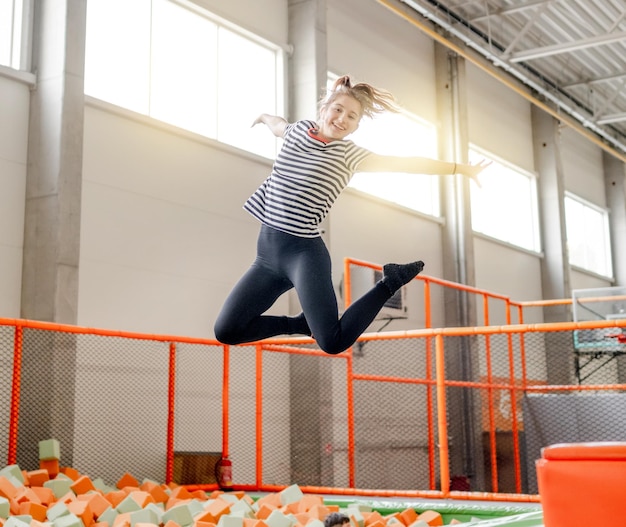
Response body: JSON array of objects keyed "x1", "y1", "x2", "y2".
[{"x1": 317, "y1": 94, "x2": 362, "y2": 141}]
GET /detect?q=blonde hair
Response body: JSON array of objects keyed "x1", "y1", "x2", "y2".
[{"x1": 319, "y1": 75, "x2": 399, "y2": 118}]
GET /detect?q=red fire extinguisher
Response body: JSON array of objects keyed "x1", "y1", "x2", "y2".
[{"x1": 215, "y1": 455, "x2": 233, "y2": 490}]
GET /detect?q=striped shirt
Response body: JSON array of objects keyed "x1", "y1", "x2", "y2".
[{"x1": 244, "y1": 120, "x2": 372, "y2": 238}]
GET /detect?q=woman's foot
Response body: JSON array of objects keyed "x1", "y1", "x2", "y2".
[
  {"x1": 382, "y1": 261, "x2": 425, "y2": 294},
  {"x1": 289, "y1": 312, "x2": 312, "y2": 336}
]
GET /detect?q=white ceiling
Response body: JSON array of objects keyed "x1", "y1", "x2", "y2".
[{"x1": 389, "y1": 0, "x2": 626, "y2": 160}]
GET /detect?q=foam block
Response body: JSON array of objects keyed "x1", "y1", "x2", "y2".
[
  {"x1": 0, "y1": 467, "x2": 24, "y2": 485},
  {"x1": 278, "y1": 486, "x2": 303, "y2": 507},
  {"x1": 47, "y1": 502, "x2": 70, "y2": 521},
  {"x1": 0, "y1": 496, "x2": 10, "y2": 519},
  {"x1": 68, "y1": 500, "x2": 94, "y2": 527},
  {"x1": 162, "y1": 503, "x2": 194, "y2": 527},
  {"x1": 0, "y1": 476, "x2": 19, "y2": 500},
  {"x1": 116, "y1": 473, "x2": 139, "y2": 490},
  {"x1": 30, "y1": 485, "x2": 55, "y2": 506},
  {"x1": 264, "y1": 510, "x2": 294, "y2": 527},
  {"x1": 416, "y1": 511, "x2": 442, "y2": 527},
  {"x1": 53, "y1": 512, "x2": 83, "y2": 527},
  {"x1": 129, "y1": 506, "x2": 159, "y2": 526},
  {"x1": 116, "y1": 494, "x2": 143, "y2": 514},
  {"x1": 217, "y1": 515, "x2": 244, "y2": 527},
  {"x1": 4, "y1": 516, "x2": 31, "y2": 527},
  {"x1": 18, "y1": 502, "x2": 47, "y2": 522},
  {"x1": 70, "y1": 475, "x2": 96, "y2": 495},
  {"x1": 43, "y1": 479, "x2": 73, "y2": 500},
  {"x1": 38, "y1": 440, "x2": 61, "y2": 461},
  {"x1": 97, "y1": 506, "x2": 118, "y2": 526},
  {"x1": 39, "y1": 459, "x2": 60, "y2": 479}
]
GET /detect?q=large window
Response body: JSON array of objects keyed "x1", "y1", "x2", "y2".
[
  {"x1": 565, "y1": 194, "x2": 613, "y2": 277},
  {"x1": 0, "y1": 0, "x2": 26, "y2": 69},
  {"x1": 470, "y1": 148, "x2": 541, "y2": 252},
  {"x1": 349, "y1": 111, "x2": 440, "y2": 216},
  {"x1": 85, "y1": 0, "x2": 284, "y2": 158}
]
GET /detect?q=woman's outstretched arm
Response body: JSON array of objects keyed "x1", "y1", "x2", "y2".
[
  {"x1": 358, "y1": 154, "x2": 491, "y2": 185},
  {"x1": 252, "y1": 113, "x2": 288, "y2": 138}
]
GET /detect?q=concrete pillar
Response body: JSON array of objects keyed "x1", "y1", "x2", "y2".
[
  {"x1": 603, "y1": 152, "x2": 626, "y2": 383},
  {"x1": 434, "y1": 42, "x2": 483, "y2": 491},
  {"x1": 531, "y1": 106, "x2": 573, "y2": 385},
  {"x1": 17, "y1": 0, "x2": 86, "y2": 470},
  {"x1": 287, "y1": 0, "x2": 328, "y2": 487},
  {"x1": 22, "y1": 0, "x2": 86, "y2": 324},
  {"x1": 287, "y1": 0, "x2": 328, "y2": 122},
  {"x1": 603, "y1": 152, "x2": 626, "y2": 287}
]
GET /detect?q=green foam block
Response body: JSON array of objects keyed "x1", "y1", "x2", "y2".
[
  {"x1": 53, "y1": 513, "x2": 83, "y2": 527},
  {"x1": 39, "y1": 439, "x2": 61, "y2": 461}
]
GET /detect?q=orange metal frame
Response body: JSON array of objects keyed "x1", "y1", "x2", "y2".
[{"x1": 1, "y1": 259, "x2": 625, "y2": 502}]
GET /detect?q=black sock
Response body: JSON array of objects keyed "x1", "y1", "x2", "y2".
[
  {"x1": 382, "y1": 261, "x2": 425, "y2": 295},
  {"x1": 287, "y1": 312, "x2": 311, "y2": 336}
]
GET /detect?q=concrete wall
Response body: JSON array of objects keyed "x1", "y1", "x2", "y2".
[{"x1": 0, "y1": 73, "x2": 30, "y2": 317}]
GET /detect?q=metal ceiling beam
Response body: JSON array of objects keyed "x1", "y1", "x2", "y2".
[
  {"x1": 469, "y1": 0, "x2": 555, "y2": 23},
  {"x1": 597, "y1": 112, "x2": 626, "y2": 125},
  {"x1": 509, "y1": 30, "x2": 626, "y2": 62},
  {"x1": 564, "y1": 72, "x2": 626, "y2": 89},
  {"x1": 375, "y1": 0, "x2": 626, "y2": 163}
]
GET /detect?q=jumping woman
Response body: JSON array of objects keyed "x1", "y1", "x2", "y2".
[{"x1": 214, "y1": 75, "x2": 488, "y2": 354}]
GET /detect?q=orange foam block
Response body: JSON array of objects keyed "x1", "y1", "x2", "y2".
[
  {"x1": 70, "y1": 475, "x2": 97, "y2": 495},
  {"x1": 168, "y1": 486, "x2": 192, "y2": 502},
  {"x1": 39, "y1": 459, "x2": 60, "y2": 478},
  {"x1": 399, "y1": 508, "x2": 418, "y2": 526},
  {"x1": 30, "y1": 486, "x2": 55, "y2": 506},
  {"x1": 129, "y1": 491, "x2": 155, "y2": 509},
  {"x1": 116, "y1": 473, "x2": 140, "y2": 490},
  {"x1": 78, "y1": 492, "x2": 113, "y2": 518},
  {"x1": 305, "y1": 505, "x2": 331, "y2": 521},
  {"x1": 148, "y1": 485, "x2": 170, "y2": 505},
  {"x1": 254, "y1": 494, "x2": 281, "y2": 509},
  {"x1": 254, "y1": 503, "x2": 276, "y2": 520},
  {"x1": 416, "y1": 511, "x2": 443, "y2": 527},
  {"x1": 27, "y1": 470, "x2": 49, "y2": 488},
  {"x1": 112, "y1": 512, "x2": 132, "y2": 527},
  {"x1": 363, "y1": 512, "x2": 385, "y2": 527},
  {"x1": 0, "y1": 476, "x2": 19, "y2": 500},
  {"x1": 19, "y1": 501, "x2": 47, "y2": 522},
  {"x1": 60, "y1": 466, "x2": 81, "y2": 481},
  {"x1": 201, "y1": 497, "x2": 232, "y2": 523},
  {"x1": 105, "y1": 490, "x2": 129, "y2": 509},
  {"x1": 67, "y1": 499, "x2": 95, "y2": 527},
  {"x1": 244, "y1": 520, "x2": 269, "y2": 527},
  {"x1": 297, "y1": 495, "x2": 324, "y2": 513}
]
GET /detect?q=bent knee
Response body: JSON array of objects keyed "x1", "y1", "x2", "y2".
[
  {"x1": 314, "y1": 336, "x2": 348, "y2": 355},
  {"x1": 214, "y1": 320, "x2": 243, "y2": 345}
]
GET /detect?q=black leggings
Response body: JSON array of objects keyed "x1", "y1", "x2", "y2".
[{"x1": 214, "y1": 224, "x2": 393, "y2": 354}]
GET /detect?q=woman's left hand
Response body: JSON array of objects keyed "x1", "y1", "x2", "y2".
[{"x1": 459, "y1": 159, "x2": 491, "y2": 187}]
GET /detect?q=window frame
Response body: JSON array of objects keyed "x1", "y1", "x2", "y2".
[
  {"x1": 469, "y1": 145, "x2": 541, "y2": 253},
  {"x1": 84, "y1": 0, "x2": 286, "y2": 158},
  {"x1": 564, "y1": 192, "x2": 613, "y2": 278}
]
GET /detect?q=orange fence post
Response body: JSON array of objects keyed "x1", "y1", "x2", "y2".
[
  {"x1": 423, "y1": 279, "x2": 436, "y2": 489},
  {"x1": 8, "y1": 325, "x2": 23, "y2": 466},
  {"x1": 165, "y1": 342, "x2": 176, "y2": 483},
  {"x1": 435, "y1": 333, "x2": 450, "y2": 496},
  {"x1": 255, "y1": 343, "x2": 263, "y2": 488},
  {"x1": 483, "y1": 294, "x2": 498, "y2": 493}
]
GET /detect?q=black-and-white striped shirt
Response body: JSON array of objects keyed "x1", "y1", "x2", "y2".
[{"x1": 244, "y1": 120, "x2": 372, "y2": 238}]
